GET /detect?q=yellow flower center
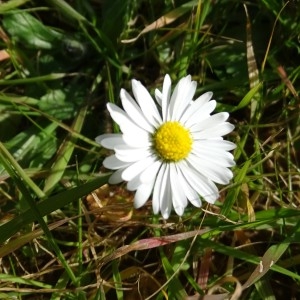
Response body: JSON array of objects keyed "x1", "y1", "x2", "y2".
[{"x1": 153, "y1": 121, "x2": 192, "y2": 162}]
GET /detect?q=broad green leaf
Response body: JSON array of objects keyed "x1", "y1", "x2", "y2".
[
  {"x1": 3, "y1": 11, "x2": 62, "y2": 49},
  {"x1": 38, "y1": 89, "x2": 74, "y2": 120}
]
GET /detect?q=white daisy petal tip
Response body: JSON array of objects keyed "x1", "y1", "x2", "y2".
[
  {"x1": 164, "y1": 74, "x2": 172, "y2": 85},
  {"x1": 203, "y1": 91, "x2": 213, "y2": 100},
  {"x1": 155, "y1": 89, "x2": 162, "y2": 105},
  {"x1": 95, "y1": 135, "x2": 103, "y2": 144},
  {"x1": 96, "y1": 134, "x2": 123, "y2": 149},
  {"x1": 174, "y1": 206, "x2": 185, "y2": 216},
  {"x1": 204, "y1": 191, "x2": 219, "y2": 204},
  {"x1": 162, "y1": 210, "x2": 171, "y2": 220},
  {"x1": 133, "y1": 183, "x2": 153, "y2": 209},
  {"x1": 97, "y1": 74, "x2": 236, "y2": 219}
]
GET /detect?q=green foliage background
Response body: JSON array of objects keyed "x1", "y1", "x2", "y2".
[{"x1": 0, "y1": 0, "x2": 299, "y2": 299}]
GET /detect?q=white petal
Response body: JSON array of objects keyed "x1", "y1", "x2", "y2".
[
  {"x1": 180, "y1": 92, "x2": 213, "y2": 124},
  {"x1": 187, "y1": 154, "x2": 233, "y2": 184},
  {"x1": 170, "y1": 164, "x2": 187, "y2": 216},
  {"x1": 155, "y1": 88, "x2": 162, "y2": 106},
  {"x1": 190, "y1": 112, "x2": 229, "y2": 132},
  {"x1": 194, "y1": 91, "x2": 213, "y2": 105},
  {"x1": 194, "y1": 139, "x2": 236, "y2": 151},
  {"x1": 161, "y1": 74, "x2": 172, "y2": 121},
  {"x1": 168, "y1": 76, "x2": 190, "y2": 118},
  {"x1": 108, "y1": 168, "x2": 124, "y2": 184},
  {"x1": 179, "y1": 161, "x2": 219, "y2": 203},
  {"x1": 127, "y1": 176, "x2": 142, "y2": 191},
  {"x1": 176, "y1": 164, "x2": 202, "y2": 207},
  {"x1": 159, "y1": 164, "x2": 172, "y2": 219},
  {"x1": 120, "y1": 89, "x2": 154, "y2": 132},
  {"x1": 194, "y1": 150, "x2": 236, "y2": 168},
  {"x1": 103, "y1": 155, "x2": 130, "y2": 170},
  {"x1": 168, "y1": 75, "x2": 196, "y2": 121},
  {"x1": 122, "y1": 132, "x2": 151, "y2": 147},
  {"x1": 96, "y1": 134, "x2": 123, "y2": 149},
  {"x1": 107, "y1": 103, "x2": 147, "y2": 135},
  {"x1": 193, "y1": 123, "x2": 235, "y2": 139},
  {"x1": 122, "y1": 156, "x2": 156, "y2": 181},
  {"x1": 115, "y1": 145, "x2": 152, "y2": 162},
  {"x1": 139, "y1": 159, "x2": 162, "y2": 183},
  {"x1": 192, "y1": 143, "x2": 236, "y2": 167},
  {"x1": 183, "y1": 100, "x2": 216, "y2": 128},
  {"x1": 131, "y1": 79, "x2": 162, "y2": 126},
  {"x1": 152, "y1": 163, "x2": 167, "y2": 214},
  {"x1": 134, "y1": 180, "x2": 155, "y2": 209}
]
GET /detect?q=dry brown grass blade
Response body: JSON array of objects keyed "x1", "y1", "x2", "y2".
[
  {"x1": 197, "y1": 248, "x2": 212, "y2": 290},
  {"x1": 121, "y1": 5, "x2": 191, "y2": 43},
  {"x1": 186, "y1": 276, "x2": 242, "y2": 300},
  {"x1": 0, "y1": 28, "x2": 11, "y2": 61},
  {"x1": 99, "y1": 228, "x2": 209, "y2": 266},
  {"x1": 277, "y1": 65, "x2": 299, "y2": 101},
  {"x1": 208, "y1": 276, "x2": 242, "y2": 300},
  {"x1": 104, "y1": 266, "x2": 169, "y2": 299},
  {"x1": 242, "y1": 242, "x2": 290, "y2": 290},
  {"x1": 261, "y1": 1, "x2": 290, "y2": 72},
  {"x1": 0, "y1": 50, "x2": 9, "y2": 61},
  {"x1": 243, "y1": 4, "x2": 259, "y2": 90},
  {"x1": 0, "y1": 218, "x2": 70, "y2": 258},
  {"x1": 243, "y1": 4, "x2": 261, "y2": 121}
]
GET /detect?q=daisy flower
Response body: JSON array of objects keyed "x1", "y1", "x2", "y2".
[{"x1": 96, "y1": 74, "x2": 236, "y2": 219}]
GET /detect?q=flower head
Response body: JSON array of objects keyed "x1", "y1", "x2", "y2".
[{"x1": 96, "y1": 74, "x2": 236, "y2": 219}]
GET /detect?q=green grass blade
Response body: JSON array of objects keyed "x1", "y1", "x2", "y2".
[
  {"x1": 0, "y1": 142, "x2": 45, "y2": 198},
  {"x1": 0, "y1": 174, "x2": 110, "y2": 243},
  {"x1": 43, "y1": 105, "x2": 88, "y2": 194},
  {"x1": 0, "y1": 219, "x2": 69, "y2": 258},
  {"x1": 0, "y1": 0, "x2": 29, "y2": 13},
  {"x1": 0, "y1": 73, "x2": 76, "y2": 85},
  {"x1": 46, "y1": 0, "x2": 87, "y2": 23},
  {"x1": 221, "y1": 160, "x2": 251, "y2": 217},
  {"x1": 0, "y1": 146, "x2": 78, "y2": 285}
]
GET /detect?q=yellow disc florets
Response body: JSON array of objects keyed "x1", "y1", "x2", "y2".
[{"x1": 153, "y1": 121, "x2": 192, "y2": 162}]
